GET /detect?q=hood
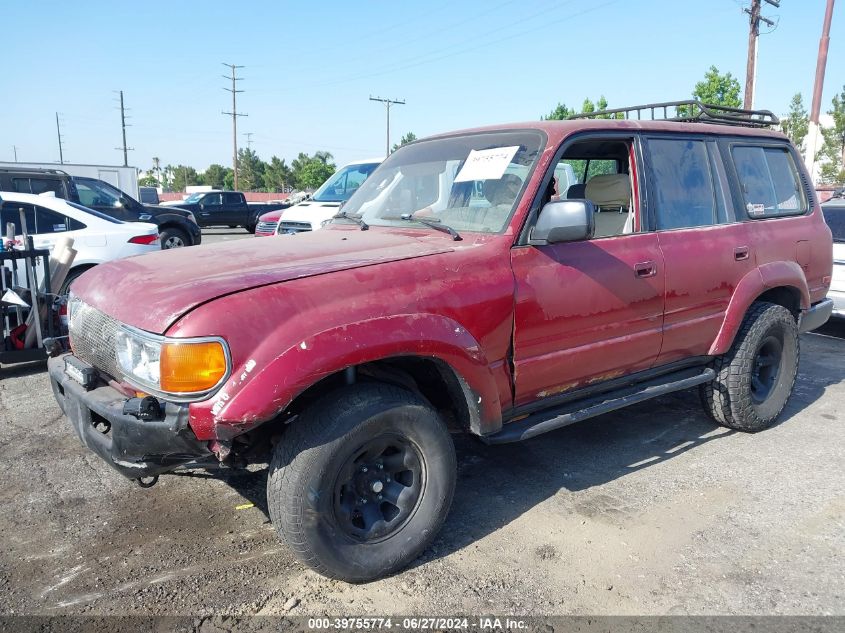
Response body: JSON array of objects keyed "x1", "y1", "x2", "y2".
[
  {"x1": 71, "y1": 227, "x2": 455, "y2": 334},
  {"x1": 143, "y1": 204, "x2": 192, "y2": 218}
]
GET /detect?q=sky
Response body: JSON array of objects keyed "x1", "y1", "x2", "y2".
[{"x1": 2, "y1": 0, "x2": 843, "y2": 173}]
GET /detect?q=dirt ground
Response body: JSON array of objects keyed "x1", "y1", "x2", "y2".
[{"x1": 0, "y1": 232, "x2": 843, "y2": 617}]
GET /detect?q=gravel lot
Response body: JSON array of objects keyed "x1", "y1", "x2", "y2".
[{"x1": 1, "y1": 229, "x2": 843, "y2": 616}]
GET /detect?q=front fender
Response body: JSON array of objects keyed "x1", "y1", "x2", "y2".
[
  {"x1": 708, "y1": 261, "x2": 809, "y2": 356},
  {"x1": 188, "y1": 313, "x2": 503, "y2": 441}
]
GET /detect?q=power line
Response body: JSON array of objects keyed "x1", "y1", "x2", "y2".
[
  {"x1": 369, "y1": 96, "x2": 405, "y2": 158},
  {"x1": 744, "y1": 0, "x2": 780, "y2": 109},
  {"x1": 244, "y1": 132, "x2": 254, "y2": 150},
  {"x1": 114, "y1": 90, "x2": 134, "y2": 167},
  {"x1": 222, "y1": 63, "x2": 247, "y2": 190}
]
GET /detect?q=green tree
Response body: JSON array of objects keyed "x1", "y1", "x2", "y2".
[
  {"x1": 291, "y1": 151, "x2": 336, "y2": 189},
  {"x1": 543, "y1": 103, "x2": 576, "y2": 120},
  {"x1": 781, "y1": 93, "x2": 809, "y2": 150},
  {"x1": 237, "y1": 148, "x2": 266, "y2": 191},
  {"x1": 202, "y1": 163, "x2": 231, "y2": 189},
  {"x1": 139, "y1": 174, "x2": 158, "y2": 187},
  {"x1": 263, "y1": 156, "x2": 293, "y2": 192},
  {"x1": 171, "y1": 165, "x2": 200, "y2": 192},
  {"x1": 392, "y1": 132, "x2": 417, "y2": 153},
  {"x1": 820, "y1": 85, "x2": 845, "y2": 184},
  {"x1": 689, "y1": 65, "x2": 742, "y2": 109}
]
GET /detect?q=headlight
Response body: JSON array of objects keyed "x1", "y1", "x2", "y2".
[{"x1": 115, "y1": 326, "x2": 230, "y2": 400}]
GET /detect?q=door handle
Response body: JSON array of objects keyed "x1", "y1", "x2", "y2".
[
  {"x1": 634, "y1": 261, "x2": 656, "y2": 278},
  {"x1": 734, "y1": 246, "x2": 750, "y2": 261}
]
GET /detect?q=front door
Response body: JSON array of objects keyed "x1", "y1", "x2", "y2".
[{"x1": 511, "y1": 136, "x2": 664, "y2": 406}]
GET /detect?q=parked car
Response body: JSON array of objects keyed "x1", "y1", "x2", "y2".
[
  {"x1": 138, "y1": 186, "x2": 160, "y2": 205},
  {"x1": 0, "y1": 168, "x2": 200, "y2": 249},
  {"x1": 167, "y1": 191, "x2": 287, "y2": 233},
  {"x1": 822, "y1": 197, "x2": 845, "y2": 318},
  {"x1": 48, "y1": 101, "x2": 832, "y2": 583},
  {"x1": 0, "y1": 191, "x2": 159, "y2": 292},
  {"x1": 256, "y1": 159, "x2": 382, "y2": 236}
]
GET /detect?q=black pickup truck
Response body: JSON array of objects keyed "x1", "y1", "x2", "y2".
[
  {"x1": 166, "y1": 191, "x2": 288, "y2": 233},
  {"x1": 0, "y1": 168, "x2": 201, "y2": 249}
]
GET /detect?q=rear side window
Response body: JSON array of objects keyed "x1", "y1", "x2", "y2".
[
  {"x1": 822, "y1": 206, "x2": 845, "y2": 242},
  {"x1": 731, "y1": 146, "x2": 807, "y2": 218},
  {"x1": 648, "y1": 138, "x2": 719, "y2": 230},
  {"x1": 0, "y1": 203, "x2": 76, "y2": 234},
  {"x1": 223, "y1": 192, "x2": 241, "y2": 205},
  {"x1": 9, "y1": 178, "x2": 64, "y2": 196}
]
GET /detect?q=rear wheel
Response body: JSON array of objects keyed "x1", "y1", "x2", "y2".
[
  {"x1": 266, "y1": 383, "x2": 456, "y2": 582},
  {"x1": 159, "y1": 227, "x2": 189, "y2": 249},
  {"x1": 700, "y1": 301, "x2": 799, "y2": 431}
]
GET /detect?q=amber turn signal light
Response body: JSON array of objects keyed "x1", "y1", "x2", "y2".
[{"x1": 160, "y1": 341, "x2": 227, "y2": 393}]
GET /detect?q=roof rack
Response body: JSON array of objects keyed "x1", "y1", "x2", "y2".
[{"x1": 567, "y1": 100, "x2": 779, "y2": 128}]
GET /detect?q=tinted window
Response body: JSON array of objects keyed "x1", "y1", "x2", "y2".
[
  {"x1": 66, "y1": 200, "x2": 122, "y2": 223},
  {"x1": 822, "y1": 205, "x2": 845, "y2": 242},
  {"x1": 203, "y1": 193, "x2": 223, "y2": 205},
  {"x1": 9, "y1": 178, "x2": 64, "y2": 195},
  {"x1": 0, "y1": 203, "x2": 74, "y2": 234},
  {"x1": 731, "y1": 146, "x2": 807, "y2": 218},
  {"x1": 75, "y1": 180, "x2": 121, "y2": 208},
  {"x1": 649, "y1": 138, "x2": 717, "y2": 230},
  {"x1": 223, "y1": 192, "x2": 241, "y2": 205}
]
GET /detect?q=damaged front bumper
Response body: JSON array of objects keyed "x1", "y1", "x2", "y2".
[{"x1": 48, "y1": 354, "x2": 214, "y2": 480}]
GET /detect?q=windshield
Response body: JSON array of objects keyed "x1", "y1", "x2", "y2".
[
  {"x1": 312, "y1": 162, "x2": 381, "y2": 203},
  {"x1": 341, "y1": 131, "x2": 544, "y2": 234},
  {"x1": 183, "y1": 192, "x2": 207, "y2": 203}
]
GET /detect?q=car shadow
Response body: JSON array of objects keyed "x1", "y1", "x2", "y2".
[
  {"x1": 0, "y1": 358, "x2": 47, "y2": 379},
  {"x1": 204, "y1": 331, "x2": 845, "y2": 573}
]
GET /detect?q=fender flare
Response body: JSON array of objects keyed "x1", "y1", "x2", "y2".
[
  {"x1": 708, "y1": 261, "x2": 809, "y2": 356},
  {"x1": 194, "y1": 313, "x2": 504, "y2": 440}
]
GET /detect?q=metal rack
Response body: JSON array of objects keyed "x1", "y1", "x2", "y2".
[
  {"x1": 568, "y1": 100, "x2": 779, "y2": 128},
  {"x1": 1, "y1": 243, "x2": 55, "y2": 365}
]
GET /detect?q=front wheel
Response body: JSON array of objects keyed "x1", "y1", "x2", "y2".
[
  {"x1": 267, "y1": 384, "x2": 456, "y2": 582},
  {"x1": 700, "y1": 301, "x2": 799, "y2": 432}
]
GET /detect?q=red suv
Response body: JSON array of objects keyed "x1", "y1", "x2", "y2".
[{"x1": 48, "y1": 101, "x2": 833, "y2": 582}]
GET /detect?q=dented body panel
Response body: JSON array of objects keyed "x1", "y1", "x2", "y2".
[{"x1": 55, "y1": 118, "x2": 833, "y2": 473}]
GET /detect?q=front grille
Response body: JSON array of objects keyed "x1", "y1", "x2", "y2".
[
  {"x1": 278, "y1": 221, "x2": 312, "y2": 234},
  {"x1": 256, "y1": 220, "x2": 278, "y2": 234},
  {"x1": 68, "y1": 296, "x2": 122, "y2": 380}
]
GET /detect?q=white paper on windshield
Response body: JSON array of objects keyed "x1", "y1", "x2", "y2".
[{"x1": 454, "y1": 146, "x2": 520, "y2": 183}]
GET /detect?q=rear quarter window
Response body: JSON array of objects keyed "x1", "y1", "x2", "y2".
[{"x1": 731, "y1": 145, "x2": 807, "y2": 219}]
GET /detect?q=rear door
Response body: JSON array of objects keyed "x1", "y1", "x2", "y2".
[
  {"x1": 643, "y1": 135, "x2": 753, "y2": 364},
  {"x1": 223, "y1": 192, "x2": 246, "y2": 224}
]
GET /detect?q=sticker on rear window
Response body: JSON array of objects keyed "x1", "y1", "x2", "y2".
[
  {"x1": 454, "y1": 146, "x2": 520, "y2": 183},
  {"x1": 747, "y1": 203, "x2": 765, "y2": 217}
]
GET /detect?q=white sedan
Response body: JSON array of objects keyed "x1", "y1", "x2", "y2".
[{"x1": 0, "y1": 192, "x2": 160, "y2": 291}]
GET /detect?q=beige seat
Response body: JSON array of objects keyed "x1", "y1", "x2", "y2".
[{"x1": 585, "y1": 174, "x2": 632, "y2": 238}]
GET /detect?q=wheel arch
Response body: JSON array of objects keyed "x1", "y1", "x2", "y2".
[{"x1": 709, "y1": 262, "x2": 809, "y2": 356}]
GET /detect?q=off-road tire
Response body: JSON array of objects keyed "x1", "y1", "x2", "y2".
[
  {"x1": 267, "y1": 383, "x2": 456, "y2": 582},
  {"x1": 244, "y1": 223, "x2": 257, "y2": 234},
  {"x1": 700, "y1": 301, "x2": 799, "y2": 432}
]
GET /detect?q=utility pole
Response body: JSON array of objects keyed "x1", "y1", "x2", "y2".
[
  {"x1": 369, "y1": 95, "x2": 405, "y2": 157},
  {"x1": 743, "y1": 0, "x2": 779, "y2": 109},
  {"x1": 806, "y1": 0, "x2": 836, "y2": 182},
  {"x1": 222, "y1": 63, "x2": 247, "y2": 190},
  {"x1": 244, "y1": 132, "x2": 254, "y2": 150},
  {"x1": 115, "y1": 90, "x2": 133, "y2": 166},
  {"x1": 55, "y1": 112, "x2": 65, "y2": 164},
  {"x1": 12, "y1": 146, "x2": 18, "y2": 162}
]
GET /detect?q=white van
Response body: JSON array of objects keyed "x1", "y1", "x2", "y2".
[{"x1": 275, "y1": 159, "x2": 382, "y2": 235}]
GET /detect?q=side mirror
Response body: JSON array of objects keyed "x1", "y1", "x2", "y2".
[{"x1": 529, "y1": 199, "x2": 595, "y2": 245}]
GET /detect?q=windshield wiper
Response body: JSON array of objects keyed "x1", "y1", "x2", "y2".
[
  {"x1": 332, "y1": 211, "x2": 369, "y2": 230},
  {"x1": 382, "y1": 214, "x2": 462, "y2": 241}
]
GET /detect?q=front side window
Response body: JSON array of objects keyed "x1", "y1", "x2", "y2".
[
  {"x1": 342, "y1": 132, "x2": 543, "y2": 234},
  {"x1": 75, "y1": 179, "x2": 122, "y2": 208},
  {"x1": 649, "y1": 138, "x2": 718, "y2": 230},
  {"x1": 203, "y1": 193, "x2": 223, "y2": 206},
  {"x1": 731, "y1": 145, "x2": 807, "y2": 218}
]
